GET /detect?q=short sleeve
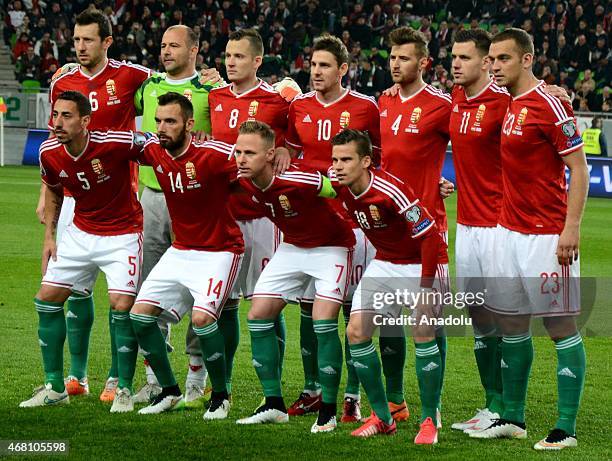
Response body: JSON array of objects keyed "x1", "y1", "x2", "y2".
[
  {"x1": 542, "y1": 117, "x2": 583, "y2": 156},
  {"x1": 388, "y1": 179, "x2": 435, "y2": 238},
  {"x1": 39, "y1": 152, "x2": 59, "y2": 186},
  {"x1": 285, "y1": 102, "x2": 302, "y2": 149}
]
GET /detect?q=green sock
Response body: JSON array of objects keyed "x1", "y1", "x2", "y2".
[
  {"x1": 415, "y1": 340, "x2": 442, "y2": 423},
  {"x1": 108, "y1": 309, "x2": 118, "y2": 378},
  {"x1": 343, "y1": 308, "x2": 360, "y2": 397},
  {"x1": 130, "y1": 313, "x2": 177, "y2": 387},
  {"x1": 299, "y1": 308, "x2": 320, "y2": 392},
  {"x1": 218, "y1": 304, "x2": 239, "y2": 394},
  {"x1": 274, "y1": 312, "x2": 286, "y2": 379},
  {"x1": 192, "y1": 322, "x2": 227, "y2": 394},
  {"x1": 248, "y1": 319, "x2": 281, "y2": 397},
  {"x1": 554, "y1": 333, "x2": 586, "y2": 435},
  {"x1": 380, "y1": 334, "x2": 406, "y2": 404},
  {"x1": 112, "y1": 310, "x2": 138, "y2": 392},
  {"x1": 313, "y1": 319, "x2": 342, "y2": 404},
  {"x1": 34, "y1": 298, "x2": 66, "y2": 393},
  {"x1": 436, "y1": 330, "x2": 447, "y2": 410},
  {"x1": 501, "y1": 334, "x2": 533, "y2": 424},
  {"x1": 66, "y1": 293, "x2": 94, "y2": 380},
  {"x1": 350, "y1": 341, "x2": 392, "y2": 424},
  {"x1": 474, "y1": 333, "x2": 504, "y2": 414}
]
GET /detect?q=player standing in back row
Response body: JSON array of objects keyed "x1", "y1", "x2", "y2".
[
  {"x1": 285, "y1": 33, "x2": 380, "y2": 423},
  {"x1": 208, "y1": 28, "x2": 291, "y2": 399},
  {"x1": 378, "y1": 26, "x2": 451, "y2": 426},
  {"x1": 470, "y1": 28, "x2": 589, "y2": 451}
]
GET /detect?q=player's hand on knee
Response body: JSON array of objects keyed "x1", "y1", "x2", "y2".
[
  {"x1": 41, "y1": 239, "x2": 57, "y2": 275},
  {"x1": 439, "y1": 177, "x2": 455, "y2": 199},
  {"x1": 557, "y1": 225, "x2": 580, "y2": 266}
]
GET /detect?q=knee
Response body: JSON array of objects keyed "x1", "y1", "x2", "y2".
[
  {"x1": 110, "y1": 295, "x2": 135, "y2": 312},
  {"x1": 543, "y1": 316, "x2": 576, "y2": 341},
  {"x1": 35, "y1": 285, "x2": 71, "y2": 304},
  {"x1": 192, "y1": 310, "x2": 215, "y2": 328},
  {"x1": 347, "y1": 320, "x2": 368, "y2": 344}
]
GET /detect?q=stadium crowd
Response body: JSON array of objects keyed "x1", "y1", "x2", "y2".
[{"x1": 4, "y1": 0, "x2": 611, "y2": 110}]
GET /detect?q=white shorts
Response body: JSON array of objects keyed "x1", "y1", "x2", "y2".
[
  {"x1": 230, "y1": 217, "x2": 282, "y2": 300},
  {"x1": 455, "y1": 224, "x2": 496, "y2": 295},
  {"x1": 56, "y1": 195, "x2": 75, "y2": 244},
  {"x1": 43, "y1": 224, "x2": 143, "y2": 296},
  {"x1": 486, "y1": 225, "x2": 580, "y2": 316},
  {"x1": 351, "y1": 258, "x2": 449, "y2": 315},
  {"x1": 301, "y1": 228, "x2": 375, "y2": 305},
  {"x1": 136, "y1": 247, "x2": 242, "y2": 322},
  {"x1": 252, "y1": 242, "x2": 352, "y2": 304}
]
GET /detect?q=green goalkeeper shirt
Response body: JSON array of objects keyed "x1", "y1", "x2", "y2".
[{"x1": 136, "y1": 72, "x2": 214, "y2": 190}]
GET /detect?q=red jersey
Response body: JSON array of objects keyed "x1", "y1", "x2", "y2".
[
  {"x1": 499, "y1": 81, "x2": 583, "y2": 234},
  {"x1": 239, "y1": 163, "x2": 355, "y2": 249},
  {"x1": 141, "y1": 137, "x2": 244, "y2": 253},
  {"x1": 379, "y1": 84, "x2": 451, "y2": 232},
  {"x1": 450, "y1": 81, "x2": 509, "y2": 227},
  {"x1": 49, "y1": 59, "x2": 151, "y2": 195},
  {"x1": 286, "y1": 89, "x2": 381, "y2": 173},
  {"x1": 39, "y1": 130, "x2": 143, "y2": 236},
  {"x1": 209, "y1": 79, "x2": 290, "y2": 221},
  {"x1": 329, "y1": 168, "x2": 447, "y2": 265}
]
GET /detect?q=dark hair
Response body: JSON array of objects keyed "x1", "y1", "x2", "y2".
[
  {"x1": 166, "y1": 25, "x2": 199, "y2": 48},
  {"x1": 75, "y1": 9, "x2": 112, "y2": 39},
  {"x1": 491, "y1": 27, "x2": 534, "y2": 55},
  {"x1": 331, "y1": 129, "x2": 372, "y2": 158},
  {"x1": 157, "y1": 92, "x2": 193, "y2": 121},
  {"x1": 238, "y1": 120, "x2": 275, "y2": 148},
  {"x1": 312, "y1": 33, "x2": 350, "y2": 66},
  {"x1": 229, "y1": 28, "x2": 264, "y2": 57},
  {"x1": 388, "y1": 26, "x2": 429, "y2": 58},
  {"x1": 453, "y1": 29, "x2": 492, "y2": 56},
  {"x1": 56, "y1": 90, "x2": 91, "y2": 116}
]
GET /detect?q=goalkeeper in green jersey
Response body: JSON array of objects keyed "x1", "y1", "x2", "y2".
[{"x1": 133, "y1": 25, "x2": 218, "y2": 409}]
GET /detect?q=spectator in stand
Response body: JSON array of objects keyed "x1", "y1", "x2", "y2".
[
  {"x1": 34, "y1": 33, "x2": 58, "y2": 61},
  {"x1": 13, "y1": 32, "x2": 31, "y2": 61},
  {"x1": 571, "y1": 34, "x2": 592, "y2": 71},
  {"x1": 124, "y1": 34, "x2": 143, "y2": 63},
  {"x1": 349, "y1": 15, "x2": 372, "y2": 49},
  {"x1": 354, "y1": 57, "x2": 387, "y2": 98},
  {"x1": 16, "y1": 45, "x2": 40, "y2": 82},
  {"x1": 369, "y1": 4, "x2": 387, "y2": 34},
  {"x1": 292, "y1": 58, "x2": 310, "y2": 92},
  {"x1": 41, "y1": 51, "x2": 59, "y2": 75},
  {"x1": 199, "y1": 40, "x2": 216, "y2": 69},
  {"x1": 41, "y1": 62, "x2": 58, "y2": 87}
]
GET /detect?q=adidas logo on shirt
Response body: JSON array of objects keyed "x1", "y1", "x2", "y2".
[
  {"x1": 558, "y1": 367, "x2": 577, "y2": 378},
  {"x1": 453, "y1": 104, "x2": 459, "y2": 112},
  {"x1": 215, "y1": 104, "x2": 223, "y2": 112},
  {"x1": 156, "y1": 165, "x2": 163, "y2": 173},
  {"x1": 381, "y1": 346, "x2": 396, "y2": 356},
  {"x1": 320, "y1": 365, "x2": 337, "y2": 375},
  {"x1": 302, "y1": 114, "x2": 312, "y2": 123},
  {"x1": 422, "y1": 362, "x2": 439, "y2": 372},
  {"x1": 206, "y1": 352, "x2": 223, "y2": 362},
  {"x1": 59, "y1": 170, "x2": 68, "y2": 178},
  {"x1": 66, "y1": 311, "x2": 78, "y2": 319},
  {"x1": 118, "y1": 346, "x2": 133, "y2": 353},
  {"x1": 252, "y1": 359, "x2": 263, "y2": 368},
  {"x1": 380, "y1": 109, "x2": 387, "y2": 117}
]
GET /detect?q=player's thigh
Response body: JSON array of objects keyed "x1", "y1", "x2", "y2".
[
  {"x1": 141, "y1": 188, "x2": 172, "y2": 279},
  {"x1": 456, "y1": 224, "x2": 485, "y2": 293},
  {"x1": 252, "y1": 243, "x2": 311, "y2": 303},
  {"x1": 42, "y1": 225, "x2": 98, "y2": 296},
  {"x1": 95, "y1": 232, "x2": 143, "y2": 297},
  {"x1": 135, "y1": 247, "x2": 193, "y2": 324},
  {"x1": 516, "y1": 232, "x2": 581, "y2": 318},
  {"x1": 344, "y1": 229, "x2": 376, "y2": 309},
  {"x1": 184, "y1": 250, "x2": 242, "y2": 321},
  {"x1": 484, "y1": 225, "x2": 529, "y2": 316},
  {"x1": 307, "y1": 245, "x2": 353, "y2": 305}
]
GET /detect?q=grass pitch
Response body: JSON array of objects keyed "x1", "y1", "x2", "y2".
[{"x1": 1, "y1": 166, "x2": 610, "y2": 460}]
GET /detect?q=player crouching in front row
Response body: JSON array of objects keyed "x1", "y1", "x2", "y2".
[
  {"x1": 233, "y1": 121, "x2": 355, "y2": 433},
  {"x1": 330, "y1": 129, "x2": 446, "y2": 444}
]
